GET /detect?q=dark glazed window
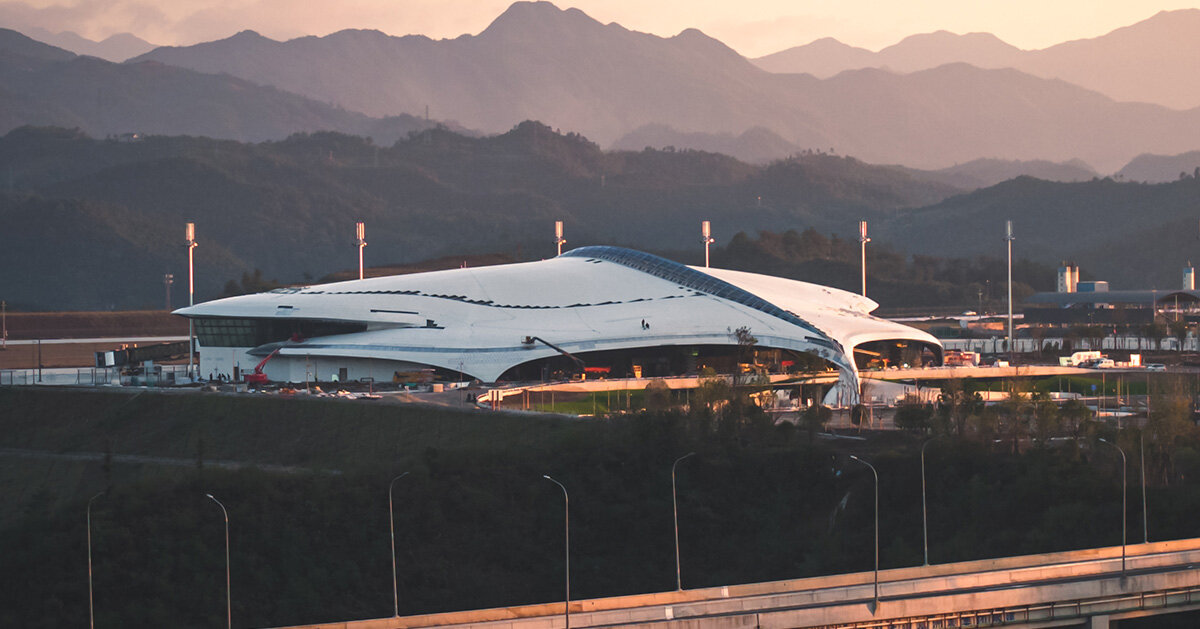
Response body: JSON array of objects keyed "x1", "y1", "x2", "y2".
[{"x1": 193, "y1": 317, "x2": 367, "y2": 347}]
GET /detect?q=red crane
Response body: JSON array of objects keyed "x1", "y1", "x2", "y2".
[{"x1": 244, "y1": 348, "x2": 280, "y2": 385}]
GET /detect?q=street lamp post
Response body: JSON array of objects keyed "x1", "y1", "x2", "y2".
[
  {"x1": 186, "y1": 222, "x2": 198, "y2": 379},
  {"x1": 1098, "y1": 439, "x2": 1127, "y2": 574},
  {"x1": 388, "y1": 472, "x2": 409, "y2": 617},
  {"x1": 87, "y1": 491, "x2": 105, "y2": 629},
  {"x1": 555, "y1": 221, "x2": 566, "y2": 257},
  {"x1": 850, "y1": 455, "x2": 880, "y2": 613},
  {"x1": 1140, "y1": 432, "x2": 1149, "y2": 544},
  {"x1": 543, "y1": 475, "x2": 570, "y2": 629},
  {"x1": 206, "y1": 493, "x2": 231, "y2": 629},
  {"x1": 1005, "y1": 220, "x2": 1015, "y2": 361},
  {"x1": 701, "y1": 221, "x2": 714, "y2": 268},
  {"x1": 859, "y1": 220, "x2": 870, "y2": 297},
  {"x1": 920, "y1": 437, "x2": 941, "y2": 566},
  {"x1": 356, "y1": 221, "x2": 367, "y2": 280},
  {"x1": 671, "y1": 452, "x2": 696, "y2": 590}
]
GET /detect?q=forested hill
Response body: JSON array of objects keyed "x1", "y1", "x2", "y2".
[
  {"x1": 0, "y1": 124, "x2": 958, "y2": 310},
  {"x1": 8, "y1": 122, "x2": 1195, "y2": 312},
  {"x1": 880, "y1": 174, "x2": 1200, "y2": 290}
]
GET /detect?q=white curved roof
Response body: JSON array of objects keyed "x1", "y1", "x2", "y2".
[{"x1": 176, "y1": 246, "x2": 939, "y2": 387}]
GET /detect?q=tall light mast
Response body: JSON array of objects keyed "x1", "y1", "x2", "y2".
[
  {"x1": 186, "y1": 222, "x2": 197, "y2": 378},
  {"x1": 1006, "y1": 220, "x2": 1015, "y2": 359},
  {"x1": 356, "y1": 221, "x2": 367, "y2": 280},
  {"x1": 702, "y1": 221, "x2": 714, "y2": 268},
  {"x1": 555, "y1": 221, "x2": 566, "y2": 256},
  {"x1": 859, "y1": 220, "x2": 871, "y2": 297}
]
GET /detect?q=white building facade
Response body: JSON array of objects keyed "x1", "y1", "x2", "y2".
[{"x1": 176, "y1": 246, "x2": 940, "y2": 395}]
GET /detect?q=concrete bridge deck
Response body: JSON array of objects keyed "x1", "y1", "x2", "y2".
[{"x1": 269, "y1": 539, "x2": 1200, "y2": 629}]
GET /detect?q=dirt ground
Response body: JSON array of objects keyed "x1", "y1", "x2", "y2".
[
  {"x1": 3, "y1": 310, "x2": 186, "y2": 340},
  {"x1": 0, "y1": 311, "x2": 188, "y2": 369}
]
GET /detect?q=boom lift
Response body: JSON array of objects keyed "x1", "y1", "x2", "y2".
[{"x1": 244, "y1": 348, "x2": 280, "y2": 385}]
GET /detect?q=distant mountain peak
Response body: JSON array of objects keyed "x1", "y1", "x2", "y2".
[
  {"x1": 228, "y1": 29, "x2": 271, "y2": 42},
  {"x1": 0, "y1": 28, "x2": 76, "y2": 62},
  {"x1": 481, "y1": 1, "x2": 603, "y2": 39}
]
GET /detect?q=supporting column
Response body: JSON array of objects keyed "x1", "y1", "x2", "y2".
[{"x1": 1089, "y1": 614, "x2": 1110, "y2": 629}]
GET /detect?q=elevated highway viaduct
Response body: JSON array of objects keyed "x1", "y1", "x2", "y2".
[{"x1": 270, "y1": 539, "x2": 1200, "y2": 629}]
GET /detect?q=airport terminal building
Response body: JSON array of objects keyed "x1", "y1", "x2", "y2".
[{"x1": 175, "y1": 246, "x2": 940, "y2": 395}]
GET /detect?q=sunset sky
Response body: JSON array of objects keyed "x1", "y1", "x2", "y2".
[{"x1": 3, "y1": 0, "x2": 1199, "y2": 56}]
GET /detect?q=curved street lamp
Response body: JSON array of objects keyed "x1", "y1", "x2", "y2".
[
  {"x1": 1098, "y1": 438, "x2": 1127, "y2": 574},
  {"x1": 920, "y1": 437, "x2": 941, "y2": 566},
  {"x1": 671, "y1": 452, "x2": 696, "y2": 591},
  {"x1": 543, "y1": 475, "x2": 570, "y2": 629},
  {"x1": 87, "y1": 491, "x2": 105, "y2": 629},
  {"x1": 389, "y1": 472, "x2": 409, "y2": 617},
  {"x1": 850, "y1": 455, "x2": 880, "y2": 613},
  {"x1": 1140, "y1": 432, "x2": 1149, "y2": 544},
  {"x1": 206, "y1": 493, "x2": 231, "y2": 629}
]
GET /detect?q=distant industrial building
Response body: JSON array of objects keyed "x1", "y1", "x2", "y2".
[
  {"x1": 1024, "y1": 262, "x2": 1200, "y2": 325},
  {"x1": 175, "y1": 246, "x2": 941, "y2": 394}
]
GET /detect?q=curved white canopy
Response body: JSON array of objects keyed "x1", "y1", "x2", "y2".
[{"x1": 176, "y1": 247, "x2": 940, "y2": 393}]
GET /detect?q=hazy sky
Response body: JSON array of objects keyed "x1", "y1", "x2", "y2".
[{"x1": 4, "y1": 0, "x2": 1199, "y2": 56}]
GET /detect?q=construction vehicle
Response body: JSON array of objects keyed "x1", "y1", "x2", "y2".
[{"x1": 245, "y1": 348, "x2": 280, "y2": 386}]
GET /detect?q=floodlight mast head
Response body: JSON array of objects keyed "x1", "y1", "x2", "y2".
[
  {"x1": 356, "y1": 221, "x2": 367, "y2": 280},
  {"x1": 701, "y1": 221, "x2": 715, "y2": 268},
  {"x1": 554, "y1": 220, "x2": 566, "y2": 256}
]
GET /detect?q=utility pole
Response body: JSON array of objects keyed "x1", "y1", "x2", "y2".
[
  {"x1": 1005, "y1": 220, "x2": 1015, "y2": 361},
  {"x1": 859, "y1": 220, "x2": 870, "y2": 297}
]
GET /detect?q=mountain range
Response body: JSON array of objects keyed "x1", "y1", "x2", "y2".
[
  {"x1": 0, "y1": 29, "x2": 447, "y2": 145},
  {"x1": 0, "y1": 123, "x2": 959, "y2": 310},
  {"x1": 5, "y1": 123, "x2": 1199, "y2": 311},
  {"x1": 19, "y1": 27, "x2": 156, "y2": 61},
  {"x1": 753, "y1": 9, "x2": 1200, "y2": 111},
  {"x1": 125, "y1": 2, "x2": 1200, "y2": 171},
  {"x1": 880, "y1": 174, "x2": 1200, "y2": 292}
]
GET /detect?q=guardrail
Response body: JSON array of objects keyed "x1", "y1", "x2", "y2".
[
  {"x1": 1, "y1": 368, "x2": 114, "y2": 386},
  {"x1": 818, "y1": 585, "x2": 1200, "y2": 628}
]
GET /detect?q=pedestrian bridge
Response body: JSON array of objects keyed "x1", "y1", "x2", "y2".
[{"x1": 272, "y1": 539, "x2": 1200, "y2": 629}]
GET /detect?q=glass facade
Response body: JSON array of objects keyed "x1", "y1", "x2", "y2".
[
  {"x1": 563, "y1": 246, "x2": 833, "y2": 348},
  {"x1": 193, "y1": 317, "x2": 367, "y2": 348}
]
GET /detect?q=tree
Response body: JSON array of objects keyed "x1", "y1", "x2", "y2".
[
  {"x1": 643, "y1": 379, "x2": 672, "y2": 411},
  {"x1": 1144, "y1": 321, "x2": 1167, "y2": 351},
  {"x1": 894, "y1": 396, "x2": 934, "y2": 434},
  {"x1": 1060, "y1": 398, "x2": 1095, "y2": 446},
  {"x1": 1031, "y1": 392, "x2": 1061, "y2": 445},
  {"x1": 798, "y1": 404, "x2": 832, "y2": 444},
  {"x1": 937, "y1": 378, "x2": 983, "y2": 437},
  {"x1": 1168, "y1": 319, "x2": 1190, "y2": 352},
  {"x1": 219, "y1": 268, "x2": 284, "y2": 298},
  {"x1": 995, "y1": 385, "x2": 1032, "y2": 452},
  {"x1": 732, "y1": 326, "x2": 758, "y2": 388}
]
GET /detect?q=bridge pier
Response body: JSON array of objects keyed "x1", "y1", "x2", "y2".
[{"x1": 1089, "y1": 615, "x2": 1110, "y2": 629}]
